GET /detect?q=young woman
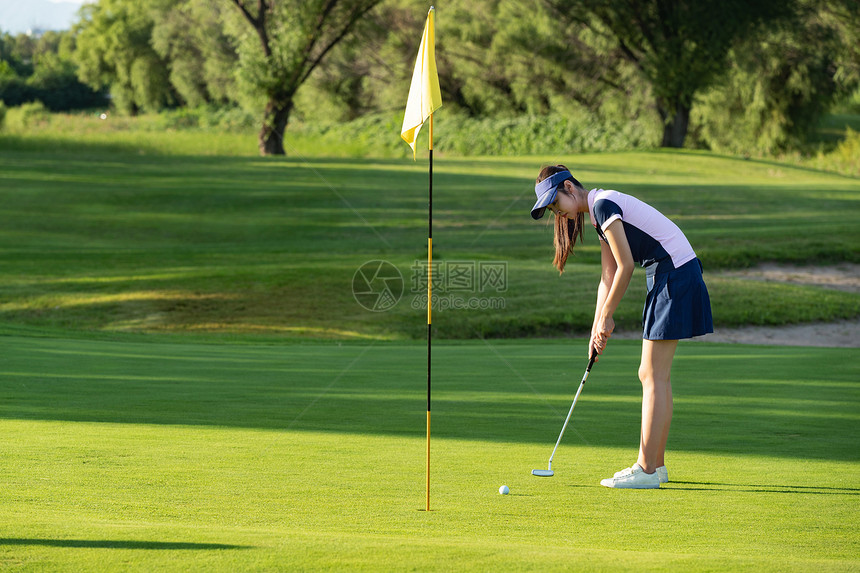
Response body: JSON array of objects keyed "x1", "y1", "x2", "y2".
[{"x1": 531, "y1": 165, "x2": 713, "y2": 489}]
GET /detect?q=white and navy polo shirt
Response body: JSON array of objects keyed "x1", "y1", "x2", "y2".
[{"x1": 588, "y1": 189, "x2": 696, "y2": 275}]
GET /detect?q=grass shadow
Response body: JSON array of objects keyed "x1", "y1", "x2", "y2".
[
  {"x1": 0, "y1": 538, "x2": 250, "y2": 550},
  {"x1": 668, "y1": 481, "x2": 860, "y2": 496},
  {"x1": 0, "y1": 338, "x2": 857, "y2": 462}
]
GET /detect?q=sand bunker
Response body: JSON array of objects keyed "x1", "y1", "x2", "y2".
[{"x1": 618, "y1": 264, "x2": 860, "y2": 348}]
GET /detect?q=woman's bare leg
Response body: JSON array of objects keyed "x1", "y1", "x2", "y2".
[{"x1": 637, "y1": 339, "x2": 678, "y2": 473}]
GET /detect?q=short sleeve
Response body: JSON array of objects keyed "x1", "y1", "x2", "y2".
[{"x1": 593, "y1": 199, "x2": 623, "y2": 232}]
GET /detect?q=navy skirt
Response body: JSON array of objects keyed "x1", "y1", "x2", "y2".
[{"x1": 642, "y1": 258, "x2": 713, "y2": 340}]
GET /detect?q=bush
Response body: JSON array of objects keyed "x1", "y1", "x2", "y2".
[
  {"x1": 435, "y1": 113, "x2": 659, "y2": 156},
  {"x1": 0, "y1": 66, "x2": 106, "y2": 112},
  {"x1": 27, "y1": 66, "x2": 108, "y2": 111},
  {"x1": 286, "y1": 111, "x2": 661, "y2": 158},
  {"x1": 4, "y1": 101, "x2": 50, "y2": 131},
  {"x1": 813, "y1": 128, "x2": 860, "y2": 177},
  {"x1": 158, "y1": 106, "x2": 257, "y2": 131},
  {"x1": 0, "y1": 76, "x2": 32, "y2": 108}
]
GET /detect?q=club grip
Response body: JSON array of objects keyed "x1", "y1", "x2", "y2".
[{"x1": 586, "y1": 350, "x2": 597, "y2": 372}]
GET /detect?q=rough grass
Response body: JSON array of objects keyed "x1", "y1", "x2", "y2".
[{"x1": 0, "y1": 135, "x2": 857, "y2": 339}]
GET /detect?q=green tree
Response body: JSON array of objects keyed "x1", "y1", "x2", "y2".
[
  {"x1": 542, "y1": 0, "x2": 792, "y2": 147},
  {"x1": 227, "y1": 0, "x2": 382, "y2": 156},
  {"x1": 491, "y1": 0, "x2": 653, "y2": 120},
  {"x1": 150, "y1": 0, "x2": 240, "y2": 107},
  {"x1": 693, "y1": 0, "x2": 859, "y2": 154},
  {"x1": 437, "y1": 0, "x2": 528, "y2": 116},
  {"x1": 28, "y1": 51, "x2": 106, "y2": 111},
  {"x1": 289, "y1": 0, "x2": 537, "y2": 121},
  {"x1": 0, "y1": 33, "x2": 36, "y2": 77},
  {"x1": 291, "y1": 2, "x2": 405, "y2": 122},
  {"x1": 73, "y1": 0, "x2": 173, "y2": 114},
  {"x1": 0, "y1": 31, "x2": 105, "y2": 111}
]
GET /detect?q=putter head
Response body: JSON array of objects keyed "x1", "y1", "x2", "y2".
[{"x1": 531, "y1": 469, "x2": 554, "y2": 477}]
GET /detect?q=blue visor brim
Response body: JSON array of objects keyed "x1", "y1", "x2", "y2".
[{"x1": 530, "y1": 171, "x2": 571, "y2": 219}]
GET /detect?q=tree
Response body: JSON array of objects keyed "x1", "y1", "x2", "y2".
[
  {"x1": 28, "y1": 39, "x2": 107, "y2": 111},
  {"x1": 693, "y1": 0, "x2": 860, "y2": 154},
  {"x1": 491, "y1": 0, "x2": 651, "y2": 119},
  {"x1": 0, "y1": 33, "x2": 36, "y2": 77},
  {"x1": 286, "y1": 0, "x2": 504, "y2": 123},
  {"x1": 227, "y1": 0, "x2": 381, "y2": 156},
  {"x1": 150, "y1": 0, "x2": 240, "y2": 107},
  {"x1": 437, "y1": 0, "x2": 528, "y2": 116},
  {"x1": 0, "y1": 31, "x2": 105, "y2": 111},
  {"x1": 543, "y1": 0, "x2": 792, "y2": 147},
  {"x1": 72, "y1": 0, "x2": 173, "y2": 114}
]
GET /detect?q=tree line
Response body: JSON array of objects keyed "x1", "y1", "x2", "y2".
[{"x1": 1, "y1": 0, "x2": 857, "y2": 156}]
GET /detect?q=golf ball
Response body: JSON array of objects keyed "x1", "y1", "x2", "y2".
[{"x1": 499, "y1": 485, "x2": 510, "y2": 495}]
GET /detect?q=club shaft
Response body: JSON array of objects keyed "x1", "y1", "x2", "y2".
[{"x1": 547, "y1": 362, "x2": 593, "y2": 466}]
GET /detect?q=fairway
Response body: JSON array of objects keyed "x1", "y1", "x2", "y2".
[
  {"x1": 1, "y1": 334, "x2": 856, "y2": 571},
  {"x1": 1, "y1": 145, "x2": 858, "y2": 340}
]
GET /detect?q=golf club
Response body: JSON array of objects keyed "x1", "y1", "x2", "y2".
[{"x1": 532, "y1": 351, "x2": 597, "y2": 477}]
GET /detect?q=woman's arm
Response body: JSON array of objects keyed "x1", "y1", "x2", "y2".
[
  {"x1": 590, "y1": 240, "x2": 615, "y2": 359},
  {"x1": 591, "y1": 219, "x2": 635, "y2": 356}
]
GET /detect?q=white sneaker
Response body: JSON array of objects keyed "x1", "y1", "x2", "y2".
[
  {"x1": 614, "y1": 464, "x2": 668, "y2": 484},
  {"x1": 601, "y1": 463, "x2": 660, "y2": 489}
]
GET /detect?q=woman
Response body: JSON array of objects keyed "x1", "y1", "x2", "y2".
[{"x1": 531, "y1": 165, "x2": 713, "y2": 489}]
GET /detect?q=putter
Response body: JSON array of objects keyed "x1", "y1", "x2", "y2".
[{"x1": 532, "y1": 351, "x2": 597, "y2": 477}]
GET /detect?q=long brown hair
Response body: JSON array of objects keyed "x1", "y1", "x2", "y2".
[{"x1": 536, "y1": 165, "x2": 585, "y2": 275}]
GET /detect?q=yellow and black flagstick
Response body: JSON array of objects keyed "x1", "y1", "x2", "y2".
[
  {"x1": 426, "y1": 113, "x2": 434, "y2": 512},
  {"x1": 399, "y1": 5, "x2": 441, "y2": 512}
]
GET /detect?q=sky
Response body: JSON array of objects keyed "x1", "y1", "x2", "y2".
[{"x1": 0, "y1": 0, "x2": 94, "y2": 35}]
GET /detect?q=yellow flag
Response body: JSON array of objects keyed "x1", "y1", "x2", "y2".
[{"x1": 401, "y1": 7, "x2": 442, "y2": 159}]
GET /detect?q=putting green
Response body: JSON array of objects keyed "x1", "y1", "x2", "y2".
[{"x1": 0, "y1": 334, "x2": 856, "y2": 571}]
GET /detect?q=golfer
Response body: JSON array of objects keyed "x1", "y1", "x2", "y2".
[{"x1": 531, "y1": 165, "x2": 713, "y2": 488}]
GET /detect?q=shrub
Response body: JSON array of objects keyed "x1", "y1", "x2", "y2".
[
  {"x1": 813, "y1": 128, "x2": 860, "y2": 177},
  {"x1": 158, "y1": 106, "x2": 257, "y2": 131},
  {"x1": 286, "y1": 111, "x2": 660, "y2": 158},
  {"x1": 0, "y1": 62, "x2": 106, "y2": 112},
  {"x1": 4, "y1": 101, "x2": 50, "y2": 131}
]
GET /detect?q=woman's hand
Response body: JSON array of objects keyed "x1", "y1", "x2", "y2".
[{"x1": 590, "y1": 313, "x2": 615, "y2": 357}]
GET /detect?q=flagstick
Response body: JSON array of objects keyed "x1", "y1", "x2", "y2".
[
  {"x1": 426, "y1": 112, "x2": 433, "y2": 513},
  {"x1": 399, "y1": 4, "x2": 440, "y2": 513}
]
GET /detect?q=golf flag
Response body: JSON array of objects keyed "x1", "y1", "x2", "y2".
[
  {"x1": 400, "y1": 7, "x2": 442, "y2": 160},
  {"x1": 401, "y1": 6, "x2": 442, "y2": 513}
]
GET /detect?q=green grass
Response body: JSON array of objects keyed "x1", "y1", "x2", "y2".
[
  {"x1": 0, "y1": 110, "x2": 260, "y2": 157},
  {"x1": 0, "y1": 136, "x2": 858, "y2": 339},
  {"x1": 0, "y1": 334, "x2": 857, "y2": 571},
  {"x1": 0, "y1": 119, "x2": 858, "y2": 571}
]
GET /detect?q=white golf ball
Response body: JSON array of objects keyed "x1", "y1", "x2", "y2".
[{"x1": 499, "y1": 485, "x2": 510, "y2": 495}]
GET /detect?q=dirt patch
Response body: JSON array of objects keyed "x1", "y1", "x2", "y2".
[
  {"x1": 692, "y1": 319, "x2": 860, "y2": 348},
  {"x1": 616, "y1": 264, "x2": 860, "y2": 348},
  {"x1": 703, "y1": 263, "x2": 860, "y2": 347},
  {"x1": 719, "y1": 263, "x2": 860, "y2": 294}
]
